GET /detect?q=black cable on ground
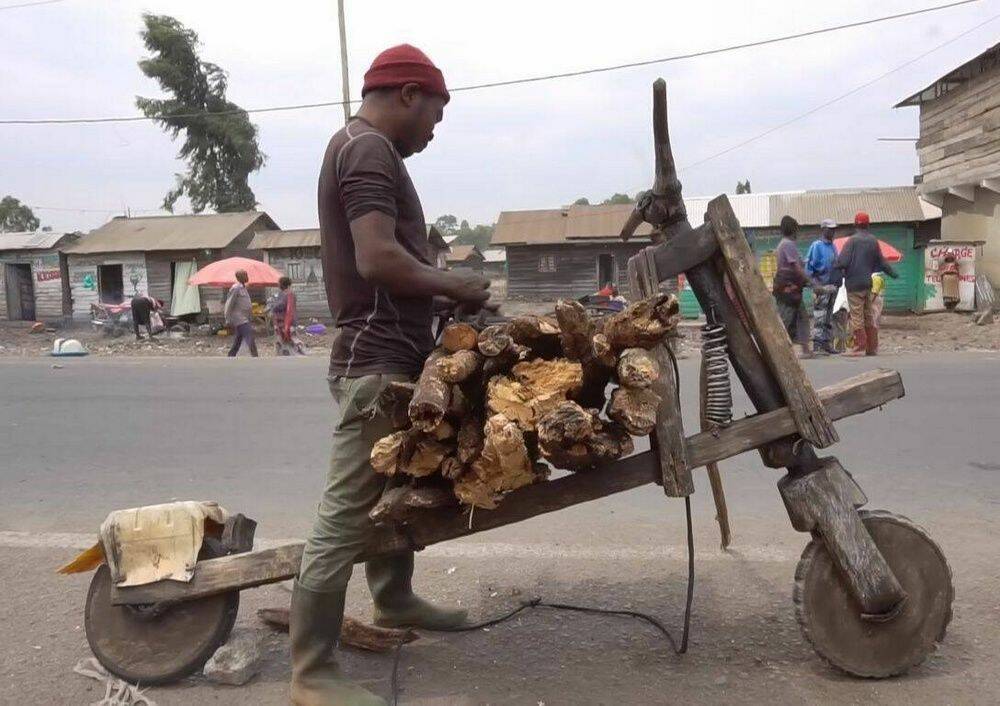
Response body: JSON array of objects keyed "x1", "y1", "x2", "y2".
[{"x1": 390, "y1": 491, "x2": 697, "y2": 705}]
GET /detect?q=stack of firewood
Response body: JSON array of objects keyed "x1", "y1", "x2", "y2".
[{"x1": 369, "y1": 294, "x2": 680, "y2": 517}]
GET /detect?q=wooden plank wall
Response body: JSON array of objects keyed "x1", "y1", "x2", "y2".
[
  {"x1": 0, "y1": 250, "x2": 66, "y2": 321},
  {"x1": 918, "y1": 63, "x2": 1000, "y2": 189},
  {"x1": 67, "y1": 253, "x2": 148, "y2": 320},
  {"x1": 262, "y1": 247, "x2": 330, "y2": 320},
  {"x1": 506, "y1": 243, "x2": 647, "y2": 300}
]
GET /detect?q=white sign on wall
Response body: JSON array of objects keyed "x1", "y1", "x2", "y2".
[{"x1": 923, "y1": 242, "x2": 979, "y2": 312}]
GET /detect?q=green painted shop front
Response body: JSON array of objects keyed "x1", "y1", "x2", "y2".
[{"x1": 678, "y1": 225, "x2": 923, "y2": 318}]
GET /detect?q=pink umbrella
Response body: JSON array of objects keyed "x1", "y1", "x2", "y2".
[
  {"x1": 188, "y1": 256, "x2": 283, "y2": 287},
  {"x1": 833, "y1": 237, "x2": 902, "y2": 263}
]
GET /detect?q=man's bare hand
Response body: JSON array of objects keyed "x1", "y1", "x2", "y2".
[{"x1": 446, "y1": 270, "x2": 491, "y2": 305}]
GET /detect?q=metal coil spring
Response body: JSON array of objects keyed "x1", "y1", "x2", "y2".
[{"x1": 701, "y1": 321, "x2": 733, "y2": 427}]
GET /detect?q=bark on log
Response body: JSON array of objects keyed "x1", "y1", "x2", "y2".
[
  {"x1": 441, "y1": 323, "x2": 479, "y2": 353},
  {"x1": 257, "y1": 608, "x2": 418, "y2": 653},
  {"x1": 481, "y1": 342, "x2": 528, "y2": 380},
  {"x1": 509, "y1": 315, "x2": 562, "y2": 358},
  {"x1": 456, "y1": 415, "x2": 485, "y2": 465},
  {"x1": 441, "y1": 456, "x2": 467, "y2": 480},
  {"x1": 554, "y1": 300, "x2": 595, "y2": 361},
  {"x1": 617, "y1": 348, "x2": 660, "y2": 389},
  {"x1": 607, "y1": 386, "x2": 661, "y2": 435},
  {"x1": 588, "y1": 420, "x2": 634, "y2": 464},
  {"x1": 591, "y1": 333, "x2": 617, "y2": 369},
  {"x1": 602, "y1": 294, "x2": 678, "y2": 351},
  {"x1": 377, "y1": 382, "x2": 416, "y2": 430},
  {"x1": 408, "y1": 351, "x2": 451, "y2": 432},
  {"x1": 437, "y1": 350, "x2": 482, "y2": 384},
  {"x1": 537, "y1": 402, "x2": 634, "y2": 471},
  {"x1": 453, "y1": 414, "x2": 540, "y2": 509},
  {"x1": 401, "y1": 437, "x2": 450, "y2": 477},
  {"x1": 430, "y1": 419, "x2": 455, "y2": 441},
  {"x1": 447, "y1": 385, "x2": 469, "y2": 419},
  {"x1": 371, "y1": 431, "x2": 408, "y2": 476},
  {"x1": 478, "y1": 324, "x2": 514, "y2": 357},
  {"x1": 369, "y1": 486, "x2": 409, "y2": 523}
]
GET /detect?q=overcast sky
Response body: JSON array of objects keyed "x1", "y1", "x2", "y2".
[{"x1": 2, "y1": 0, "x2": 998, "y2": 233}]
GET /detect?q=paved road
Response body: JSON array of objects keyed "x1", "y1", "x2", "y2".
[{"x1": 1, "y1": 353, "x2": 998, "y2": 704}]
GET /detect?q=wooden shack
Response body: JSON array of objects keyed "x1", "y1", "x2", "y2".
[
  {"x1": 0, "y1": 231, "x2": 80, "y2": 323},
  {"x1": 65, "y1": 211, "x2": 279, "y2": 321},
  {"x1": 895, "y1": 41, "x2": 1000, "y2": 287},
  {"x1": 248, "y1": 228, "x2": 328, "y2": 321},
  {"x1": 444, "y1": 244, "x2": 485, "y2": 273}
]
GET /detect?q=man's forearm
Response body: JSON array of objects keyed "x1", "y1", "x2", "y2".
[{"x1": 361, "y1": 245, "x2": 460, "y2": 299}]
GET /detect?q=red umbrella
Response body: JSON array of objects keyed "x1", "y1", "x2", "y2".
[
  {"x1": 833, "y1": 237, "x2": 902, "y2": 263},
  {"x1": 188, "y1": 256, "x2": 283, "y2": 287}
]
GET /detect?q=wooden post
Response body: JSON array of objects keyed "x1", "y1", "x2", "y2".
[
  {"x1": 628, "y1": 250, "x2": 693, "y2": 497},
  {"x1": 706, "y1": 195, "x2": 839, "y2": 449}
]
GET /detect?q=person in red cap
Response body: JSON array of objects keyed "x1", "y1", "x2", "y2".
[
  {"x1": 833, "y1": 211, "x2": 898, "y2": 356},
  {"x1": 291, "y1": 44, "x2": 488, "y2": 706}
]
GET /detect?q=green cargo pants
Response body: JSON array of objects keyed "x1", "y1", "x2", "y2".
[{"x1": 298, "y1": 373, "x2": 413, "y2": 594}]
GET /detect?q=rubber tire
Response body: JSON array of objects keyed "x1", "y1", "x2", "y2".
[
  {"x1": 84, "y1": 537, "x2": 239, "y2": 685},
  {"x1": 794, "y1": 510, "x2": 954, "y2": 678}
]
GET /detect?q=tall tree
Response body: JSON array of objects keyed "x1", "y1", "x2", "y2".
[
  {"x1": 0, "y1": 196, "x2": 40, "y2": 232},
  {"x1": 735, "y1": 179, "x2": 752, "y2": 194},
  {"x1": 601, "y1": 193, "x2": 634, "y2": 205},
  {"x1": 573, "y1": 197, "x2": 590, "y2": 205},
  {"x1": 136, "y1": 14, "x2": 265, "y2": 213},
  {"x1": 433, "y1": 214, "x2": 458, "y2": 234}
]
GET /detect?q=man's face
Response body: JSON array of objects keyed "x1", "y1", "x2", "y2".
[{"x1": 398, "y1": 86, "x2": 446, "y2": 157}]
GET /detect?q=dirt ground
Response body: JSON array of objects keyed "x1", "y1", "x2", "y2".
[{"x1": 2, "y1": 307, "x2": 995, "y2": 359}]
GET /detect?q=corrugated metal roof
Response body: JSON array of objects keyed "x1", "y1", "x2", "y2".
[
  {"x1": 495, "y1": 187, "x2": 936, "y2": 246},
  {"x1": 446, "y1": 244, "x2": 484, "y2": 262},
  {"x1": 895, "y1": 42, "x2": 1000, "y2": 107},
  {"x1": 67, "y1": 211, "x2": 279, "y2": 254},
  {"x1": 768, "y1": 187, "x2": 935, "y2": 227},
  {"x1": 249, "y1": 228, "x2": 320, "y2": 249},
  {"x1": 0, "y1": 230, "x2": 74, "y2": 251}
]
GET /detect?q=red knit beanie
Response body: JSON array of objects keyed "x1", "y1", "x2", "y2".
[
  {"x1": 362, "y1": 44, "x2": 450, "y2": 104},
  {"x1": 854, "y1": 211, "x2": 870, "y2": 226}
]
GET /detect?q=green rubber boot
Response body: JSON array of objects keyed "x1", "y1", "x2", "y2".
[
  {"x1": 367, "y1": 552, "x2": 467, "y2": 630},
  {"x1": 289, "y1": 582, "x2": 387, "y2": 706}
]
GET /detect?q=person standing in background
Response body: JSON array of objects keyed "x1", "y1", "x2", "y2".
[
  {"x1": 772, "y1": 215, "x2": 812, "y2": 358},
  {"x1": 805, "y1": 219, "x2": 840, "y2": 355},
  {"x1": 834, "y1": 212, "x2": 897, "y2": 356},
  {"x1": 224, "y1": 269, "x2": 258, "y2": 357}
]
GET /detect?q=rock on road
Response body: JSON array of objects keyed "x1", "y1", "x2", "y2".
[{"x1": 1, "y1": 353, "x2": 998, "y2": 705}]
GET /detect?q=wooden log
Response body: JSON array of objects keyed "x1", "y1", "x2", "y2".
[
  {"x1": 591, "y1": 333, "x2": 617, "y2": 369},
  {"x1": 369, "y1": 486, "x2": 410, "y2": 523},
  {"x1": 447, "y1": 385, "x2": 469, "y2": 419},
  {"x1": 110, "y1": 370, "x2": 903, "y2": 606},
  {"x1": 376, "y1": 382, "x2": 416, "y2": 430},
  {"x1": 607, "y1": 386, "x2": 660, "y2": 436},
  {"x1": 437, "y1": 349, "x2": 482, "y2": 384},
  {"x1": 537, "y1": 402, "x2": 633, "y2": 471},
  {"x1": 602, "y1": 294, "x2": 677, "y2": 351},
  {"x1": 441, "y1": 323, "x2": 479, "y2": 353},
  {"x1": 408, "y1": 351, "x2": 451, "y2": 432},
  {"x1": 478, "y1": 324, "x2": 514, "y2": 357},
  {"x1": 440, "y1": 456, "x2": 466, "y2": 480},
  {"x1": 588, "y1": 420, "x2": 634, "y2": 465},
  {"x1": 371, "y1": 430, "x2": 408, "y2": 476},
  {"x1": 258, "y1": 608, "x2": 418, "y2": 653},
  {"x1": 481, "y1": 342, "x2": 528, "y2": 381},
  {"x1": 453, "y1": 414, "x2": 540, "y2": 509},
  {"x1": 456, "y1": 415, "x2": 484, "y2": 465},
  {"x1": 430, "y1": 419, "x2": 455, "y2": 441},
  {"x1": 401, "y1": 437, "x2": 450, "y2": 477},
  {"x1": 554, "y1": 300, "x2": 614, "y2": 408},
  {"x1": 508, "y1": 315, "x2": 562, "y2": 358},
  {"x1": 706, "y1": 195, "x2": 838, "y2": 449},
  {"x1": 486, "y1": 359, "x2": 584, "y2": 432},
  {"x1": 617, "y1": 348, "x2": 659, "y2": 389}
]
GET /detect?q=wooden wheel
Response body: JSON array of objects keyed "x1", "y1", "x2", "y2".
[
  {"x1": 794, "y1": 510, "x2": 953, "y2": 677},
  {"x1": 84, "y1": 538, "x2": 239, "y2": 685}
]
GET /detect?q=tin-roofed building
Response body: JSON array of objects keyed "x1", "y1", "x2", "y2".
[
  {"x1": 65, "y1": 211, "x2": 279, "y2": 321},
  {"x1": 0, "y1": 230, "x2": 80, "y2": 322},
  {"x1": 495, "y1": 187, "x2": 940, "y2": 315}
]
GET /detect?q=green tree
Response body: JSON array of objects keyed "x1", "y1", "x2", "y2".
[
  {"x1": 453, "y1": 223, "x2": 495, "y2": 251},
  {"x1": 136, "y1": 14, "x2": 265, "y2": 213},
  {"x1": 735, "y1": 179, "x2": 752, "y2": 194},
  {"x1": 434, "y1": 214, "x2": 458, "y2": 234},
  {"x1": 601, "y1": 193, "x2": 634, "y2": 205},
  {"x1": 0, "y1": 196, "x2": 40, "y2": 232},
  {"x1": 573, "y1": 197, "x2": 590, "y2": 205}
]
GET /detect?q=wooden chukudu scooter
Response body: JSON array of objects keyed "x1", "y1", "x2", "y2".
[{"x1": 78, "y1": 81, "x2": 953, "y2": 685}]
